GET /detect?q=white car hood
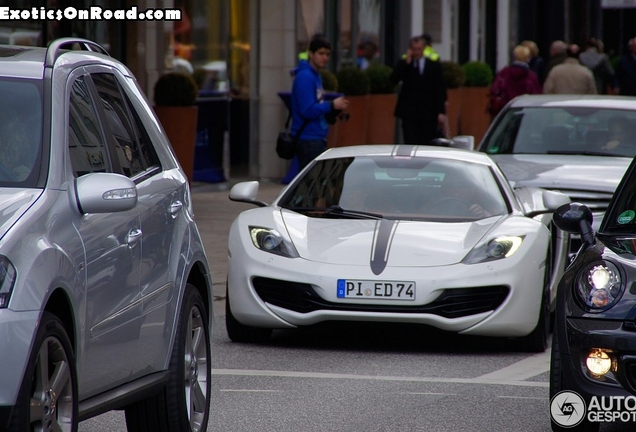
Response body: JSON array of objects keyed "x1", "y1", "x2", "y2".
[
  {"x1": 490, "y1": 154, "x2": 630, "y2": 193},
  {"x1": 282, "y1": 210, "x2": 500, "y2": 269},
  {"x1": 0, "y1": 189, "x2": 42, "y2": 239}
]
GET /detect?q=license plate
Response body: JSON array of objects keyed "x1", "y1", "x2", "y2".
[{"x1": 336, "y1": 279, "x2": 416, "y2": 300}]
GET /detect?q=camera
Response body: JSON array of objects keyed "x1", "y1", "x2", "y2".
[{"x1": 325, "y1": 109, "x2": 350, "y2": 125}]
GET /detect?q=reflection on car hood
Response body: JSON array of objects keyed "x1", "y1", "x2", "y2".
[
  {"x1": 282, "y1": 210, "x2": 499, "y2": 267},
  {"x1": 0, "y1": 189, "x2": 42, "y2": 239},
  {"x1": 490, "y1": 154, "x2": 630, "y2": 193}
]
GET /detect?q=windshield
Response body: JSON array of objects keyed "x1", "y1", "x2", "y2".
[
  {"x1": 0, "y1": 78, "x2": 43, "y2": 187},
  {"x1": 481, "y1": 107, "x2": 636, "y2": 158},
  {"x1": 279, "y1": 156, "x2": 509, "y2": 221},
  {"x1": 603, "y1": 162, "x2": 636, "y2": 233}
]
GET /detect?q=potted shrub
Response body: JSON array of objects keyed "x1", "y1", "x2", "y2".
[
  {"x1": 364, "y1": 63, "x2": 397, "y2": 144},
  {"x1": 153, "y1": 72, "x2": 199, "y2": 182},
  {"x1": 459, "y1": 61, "x2": 494, "y2": 145},
  {"x1": 442, "y1": 61, "x2": 465, "y2": 138},
  {"x1": 333, "y1": 66, "x2": 370, "y2": 147},
  {"x1": 320, "y1": 68, "x2": 339, "y2": 92}
]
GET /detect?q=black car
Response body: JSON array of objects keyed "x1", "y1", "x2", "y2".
[{"x1": 550, "y1": 155, "x2": 636, "y2": 431}]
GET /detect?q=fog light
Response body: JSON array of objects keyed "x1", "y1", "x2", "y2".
[{"x1": 586, "y1": 349, "x2": 612, "y2": 376}]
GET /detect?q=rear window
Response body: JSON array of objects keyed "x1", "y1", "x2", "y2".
[
  {"x1": 481, "y1": 107, "x2": 636, "y2": 158},
  {"x1": 0, "y1": 78, "x2": 42, "y2": 187}
]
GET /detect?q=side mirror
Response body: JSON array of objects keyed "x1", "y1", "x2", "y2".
[
  {"x1": 451, "y1": 135, "x2": 475, "y2": 150},
  {"x1": 75, "y1": 172, "x2": 137, "y2": 214},
  {"x1": 229, "y1": 181, "x2": 268, "y2": 207},
  {"x1": 553, "y1": 202, "x2": 595, "y2": 247},
  {"x1": 543, "y1": 190, "x2": 571, "y2": 211}
]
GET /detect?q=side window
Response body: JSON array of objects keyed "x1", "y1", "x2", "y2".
[
  {"x1": 91, "y1": 73, "x2": 145, "y2": 178},
  {"x1": 68, "y1": 76, "x2": 109, "y2": 176},
  {"x1": 126, "y1": 96, "x2": 161, "y2": 170}
]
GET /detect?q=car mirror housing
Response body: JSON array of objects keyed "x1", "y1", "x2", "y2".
[
  {"x1": 451, "y1": 135, "x2": 474, "y2": 150},
  {"x1": 553, "y1": 202, "x2": 595, "y2": 247},
  {"x1": 75, "y1": 172, "x2": 138, "y2": 214},
  {"x1": 543, "y1": 190, "x2": 571, "y2": 211},
  {"x1": 229, "y1": 181, "x2": 268, "y2": 207}
]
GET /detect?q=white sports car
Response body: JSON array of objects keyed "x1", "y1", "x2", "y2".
[{"x1": 226, "y1": 145, "x2": 570, "y2": 352}]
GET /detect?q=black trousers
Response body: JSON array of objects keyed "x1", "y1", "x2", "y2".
[{"x1": 401, "y1": 116, "x2": 439, "y2": 145}]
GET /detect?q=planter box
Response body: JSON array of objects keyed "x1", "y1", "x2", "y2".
[
  {"x1": 154, "y1": 105, "x2": 198, "y2": 182},
  {"x1": 366, "y1": 93, "x2": 397, "y2": 144},
  {"x1": 457, "y1": 87, "x2": 490, "y2": 146},
  {"x1": 332, "y1": 94, "x2": 369, "y2": 147},
  {"x1": 446, "y1": 88, "x2": 461, "y2": 138}
]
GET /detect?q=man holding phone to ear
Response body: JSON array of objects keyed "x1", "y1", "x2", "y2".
[{"x1": 391, "y1": 35, "x2": 447, "y2": 145}]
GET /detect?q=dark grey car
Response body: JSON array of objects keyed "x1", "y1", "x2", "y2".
[
  {"x1": 478, "y1": 94, "x2": 636, "y2": 257},
  {"x1": 0, "y1": 39, "x2": 213, "y2": 431}
]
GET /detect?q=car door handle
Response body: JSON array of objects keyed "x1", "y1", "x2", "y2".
[
  {"x1": 126, "y1": 228, "x2": 142, "y2": 247},
  {"x1": 170, "y1": 201, "x2": 183, "y2": 218}
]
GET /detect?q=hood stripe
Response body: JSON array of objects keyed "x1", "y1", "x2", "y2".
[
  {"x1": 393, "y1": 145, "x2": 418, "y2": 158},
  {"x1": 370, "y1": 219, "x2": 399, "y2": 275}
]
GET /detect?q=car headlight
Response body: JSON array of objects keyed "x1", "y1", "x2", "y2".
[
  {"x1": 462, "y1": 236, "x2": 524, "y2": 264},
  {"x1": 249, "y1": 226, "x2": 298, "y2": 258},
  {"x1": 575, "y1": 261, "x2": 624, "y2": 311},
  {"x1": 0, "y1": 256, "x2": 17, "y2": 308}
]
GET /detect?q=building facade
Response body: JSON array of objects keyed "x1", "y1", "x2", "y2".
[{"x1": 1, "y1": 0, "x2": 634, "y2": 180}]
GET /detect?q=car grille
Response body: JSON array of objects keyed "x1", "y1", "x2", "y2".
[
  {"x1": 252, "y1": 277, "x2": 509, "y2": 319},
  {"x1": 547, "y1": 188, "x2": 612, "y2": 259},
  {"x1": 549, "y1": 188, "x2": 613, "y2": 213}
]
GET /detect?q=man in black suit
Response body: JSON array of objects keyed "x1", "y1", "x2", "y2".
[{"x1": 391, "y1": 35, "x2": 447, "y2": 145}]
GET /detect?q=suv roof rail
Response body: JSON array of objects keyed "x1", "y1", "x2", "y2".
[{"x1": 45, "y1": 37, "x2": 110, "y2": 68}]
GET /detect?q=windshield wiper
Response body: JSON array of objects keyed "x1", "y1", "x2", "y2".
[
  {"x1": 283, "y1": 205, "x2": 383, "y2": 219},
  {"x1": 324, "y1": 205, "x2": 383, "y2": 220}
]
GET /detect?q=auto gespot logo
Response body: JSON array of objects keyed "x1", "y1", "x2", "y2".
[
  {"x1": 551, "y1": 391, "x2": 636, "y2": 426},
  {"x1": 550, "y1": 391, "x2": 586, "y2": 427}
]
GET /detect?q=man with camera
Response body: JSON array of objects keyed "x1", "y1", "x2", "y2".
[
  {"x1": 291, "y1": 37, "x2": 349, "y2": 170},
  {"x1": 391, "y1": 35, "x2": 447, "y2": 145}
]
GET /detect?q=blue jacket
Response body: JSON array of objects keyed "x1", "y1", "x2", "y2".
[{"x1": 290, "y1": 60, "x2": 332, "y2": 140}]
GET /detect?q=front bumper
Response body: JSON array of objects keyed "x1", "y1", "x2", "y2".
[
  {"x1": 227, "y1": 248, "x2": 546, "y2": 337},
  {"x1": 561, "y1": 316, "x2": 636, "y2": 400}
]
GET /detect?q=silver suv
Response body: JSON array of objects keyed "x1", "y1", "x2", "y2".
[{"x1": 0, "y1": 38, "x2": 212, "y2": 431}]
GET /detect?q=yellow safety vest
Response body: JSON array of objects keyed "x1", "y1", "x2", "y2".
[
  {"x1": 424, "y1": 46, "x2": 440, "y2": 61},
  {"x1": 401, "y1": 46, "x2": 440, "y2": 61}
]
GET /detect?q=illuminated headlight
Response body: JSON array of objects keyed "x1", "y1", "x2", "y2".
[
  {"x1": 0, "y1": 256, "x2": 17, "y2": 308},
  {"x1": 576, "y1": 261, "x2": 623, "y2": 311},
  {"x1": 249, "y1": 226, "x2": 298, "y2": 258},
  {"x1": 586, "y1": 349, "x2": 613, "y2": 376},
  {"x1": 462, "y1": 236, "x2": 524, "y2": 264}
]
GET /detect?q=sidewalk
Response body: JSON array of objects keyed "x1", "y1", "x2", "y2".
[{"x1": 190, "y1": 179, "x2": 286, "y2": 308}]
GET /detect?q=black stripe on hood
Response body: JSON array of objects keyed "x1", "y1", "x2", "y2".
[{"x1": 370, "y1": 219, "x2": 399, "y2": 275}]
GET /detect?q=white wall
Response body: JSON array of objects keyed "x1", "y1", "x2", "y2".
[{"x1": 256, "y1": 0, "x2": 297, "y2": 180}]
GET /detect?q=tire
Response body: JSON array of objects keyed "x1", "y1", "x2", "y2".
[
  {"x1": 125, "y1": 283, "x2": 211, "y2": 432},
  {"x1": 520, "y1": 245, "x2": 553, "y2": 352},
  {"x1": 549, "y1": 328, "x2": 599, "y2": 432},
  {"x1": 225, "y1": 287, "x2": 272, "y2": 343},
  {"x1": 8, "y1": 312, "x2": 78, "y2": 432}
]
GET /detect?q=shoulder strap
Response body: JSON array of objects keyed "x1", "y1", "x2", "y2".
[
  {"x1": 293, "y1": 118, "x2": 311, "y2": 139},
  {"x1": 285, "y1": 110, "x2": 310, "y2": 138}
]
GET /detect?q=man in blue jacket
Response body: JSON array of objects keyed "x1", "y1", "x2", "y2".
[{"x1": 291, "y1": 37, "x2": 349, "y2": 169}]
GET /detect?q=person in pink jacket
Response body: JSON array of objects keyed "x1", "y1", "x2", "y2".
[{"x1": 488, "y1": 45, "x2": 542, "y2": 119}]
